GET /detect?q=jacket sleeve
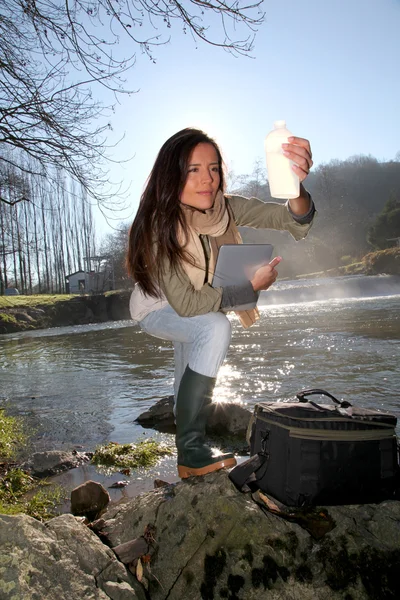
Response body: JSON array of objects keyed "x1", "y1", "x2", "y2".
[
  {"x1": 227, "y1": 195, "x2": 316, "y2": 241},
  {"x1": 158, "y1": 260, "x2": 260, "y2": 316},
  {"x1": 158, "y1": 260, "x2": 223, "y2": 317}
]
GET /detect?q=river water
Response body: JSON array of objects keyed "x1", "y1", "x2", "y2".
[{"x1": 1, "y1": 274, "x2": 399, "y2": 499}]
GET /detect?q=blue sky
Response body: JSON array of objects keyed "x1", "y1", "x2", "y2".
[{"x1": 95, "y1": 0, "x2": 400, "y2": 235}]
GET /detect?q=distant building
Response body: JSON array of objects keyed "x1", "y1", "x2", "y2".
[{"x1": 65, "y1": 270, "x2": 111, "y2": 294}]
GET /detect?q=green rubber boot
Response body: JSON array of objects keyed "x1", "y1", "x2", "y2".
[{"x1": 175, "y1": 366, "x2": 236, "y2": 478}]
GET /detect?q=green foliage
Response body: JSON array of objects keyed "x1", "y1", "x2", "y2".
[
  {"x1": 368, "y1": 192, "x2": 400, "y2": 250},
  {"x1": 362, "y1": 248, "x2": 400, "y2": 275},
  {"x1": 92, "y1": 439, "x2": 174, "y2": 470},
  {"x1": 0, "y1": 468, "x2": 63, "y2": 521},
  {"x1": 0, "y1": 411, "x2": 63, "y2": 520},
  {"x1": 0, "y1": 468, "x2": 33, "y2": 498},
  {"x1": 0, "y1": 312, "x2": 18, "y2": 324},
  {"x1": 0, "y1": 410, "x2": 26, "y2": 459},
  {"x1": 23, "y1": 487, "x2": 64, "y2": 521}
]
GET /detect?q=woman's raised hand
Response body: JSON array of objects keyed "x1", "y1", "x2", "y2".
[
  {"x1": 251, "y1": 256, "x2": 282, "y2": 292},
  {"x1": 281, "y1": 137, "x2": 313, "y2": 182}
]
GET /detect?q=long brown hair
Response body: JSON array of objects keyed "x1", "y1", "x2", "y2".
[{"x1": 126, "y1": 128, "x2": 225, "y2": 297}]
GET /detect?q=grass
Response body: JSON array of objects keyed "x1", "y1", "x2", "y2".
[
  {"x1": 0, "y1": 312, "x2": 19, "y2": 325},
  {"x1": 104, "y1": 289, "x2": 130, "y2": 297},
  {"x1": 0, "y1": 290, "x2": 133, "y2": 309},
  {"x1": 0, "y1": 468, "x2": 63, "y2": 521},
  {"x1": 92, "y1": 439, "x2": 174, "y2": 470},
  {"x1": 0, "y1": 290, "x2": 132, "y2": 309},
  {"x1": 0, "y1": 410, "x2": 64, "y2": 520},
  {"x1": 0, "y1": 294, "x2": 75, "y2": 309},
  {"x1": 0, "y1": 409, "x2": 27, "y2": 459}
]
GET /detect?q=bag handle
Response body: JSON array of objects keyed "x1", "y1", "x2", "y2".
[{"x1": 296, "y1": 388, "x2": 352, "y2": 409}]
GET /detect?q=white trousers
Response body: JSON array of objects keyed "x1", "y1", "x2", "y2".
[{"x1": 140, "y1": 305, "x2": 232, "y2": 403}]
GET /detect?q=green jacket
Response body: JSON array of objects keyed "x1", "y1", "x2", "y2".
[{"x1": 129, "y1": 195, "x2": 315, "y2": 321}]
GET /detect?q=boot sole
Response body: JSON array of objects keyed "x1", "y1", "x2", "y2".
[{"x1": 178, "y1": 457, "x2": 237, "y2": 479}]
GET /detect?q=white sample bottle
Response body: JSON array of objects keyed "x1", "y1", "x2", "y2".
[{"x1": 264, "y1": 120, "x2": 300, "y2": 199}]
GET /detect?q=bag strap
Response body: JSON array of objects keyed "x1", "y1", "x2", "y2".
[
  {"x1": 228, "y1": 453, "x2": 269, "y2": 493},
  {"x1": 297, "y1": 388, "x2": 352, "y2": 409}
]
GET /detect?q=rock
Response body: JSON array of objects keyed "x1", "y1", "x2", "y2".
[
  {"x1": 102, "y1": 580, "x2": 140, "y2": 599},
  {"x1": 2, "y1": 472, "x2": 400, "y2": 599},
  {"x1": 98, "y1": 471, "x2": 400, "y2": 600},
  {"x1": 136, "y1": 396, "x2": 176, "y2": 433},
  {"x1": 112, "y1": 538, "x2": 149, "y2": 565},
  {"x1": 136, "y1": 395, "x2": 251, "y2": 438},
  {"x1": 207, "y1": 401, "x2": 251, "y2": 438},
  {"x1": 21, "y1": 450, "x2": 92, "y2": 477},
  {"x1": 13, "y1": 311, "x2": 35, "y2": 323},
  {"x1": 88, "y1": 518, "x2": 107, "y2": 532},
  {"x1": 0, "y1": 513, "x2": 146, "y2": 599},
  {"x1": 71, "y1": 480, "x2": 110, "y2": 521},
  {"x1": 74, "y1": 515, "x2": 90, "y2": 526},
  {"x1": 154, "y1": 479, "x2": 169, "y2": 489}
]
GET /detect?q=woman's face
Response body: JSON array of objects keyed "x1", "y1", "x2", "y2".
[{"x1": 180, "y1": 143, "x2": 221, "y2": 211}]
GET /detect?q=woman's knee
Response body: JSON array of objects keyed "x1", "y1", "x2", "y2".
[
  {"x1": 189, "y1": 313, "x2": 232, "y2": 377},
  {"x1": 200, "y1": 312, "x2": 232, "y2": 346}
]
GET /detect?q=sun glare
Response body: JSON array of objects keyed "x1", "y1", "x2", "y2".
[
  {"x1": 213, "y1": 363, "x2": 243, "y2": 404},
  {"x1": 163, "y1": 111, "x2": 235, "y2": 164}
]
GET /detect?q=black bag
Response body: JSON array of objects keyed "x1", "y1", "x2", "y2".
[{"x1": 229, "y1": 389, "x2": 400, "y2": 506}]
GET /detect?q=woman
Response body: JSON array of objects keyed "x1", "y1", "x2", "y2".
[{"x1": 127, "y1": 128, "x2": 315, "y2": 479}]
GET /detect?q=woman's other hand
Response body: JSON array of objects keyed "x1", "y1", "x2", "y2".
[
  {"x1": 282, "y1": 137, "x2": 313, "y2": 182},
  {"x1": 251, "y1": 256, "x2": 282, "y2": 292}
]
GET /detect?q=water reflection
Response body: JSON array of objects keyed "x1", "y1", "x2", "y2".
[{"x1": 1, "y1": 294, "x2": 400, "y2": 451}]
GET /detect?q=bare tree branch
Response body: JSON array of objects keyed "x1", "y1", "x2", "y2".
[
  {"x1": 0, "y1": 196, "x2": 30, "y2": 206},
  {"x1": 0, "y1": 0, "x2": 265, "y2": 205}
]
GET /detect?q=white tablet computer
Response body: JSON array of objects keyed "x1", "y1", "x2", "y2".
[{"x1": 212, "y1": 244, "x2": 274, "y2": 310}]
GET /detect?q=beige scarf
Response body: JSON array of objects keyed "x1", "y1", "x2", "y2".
[{"x1": 178, "y1": 191, "x2": 260, "y2": 329}]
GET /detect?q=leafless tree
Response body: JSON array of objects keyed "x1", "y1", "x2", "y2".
[
  {"x1": 0, "y1": 0, "x2": 265, "y2": 206},
  {"x1": 99, "y1": 222, "x2": 132, "y2": 289},
  {"x1": 230, "y1": 158, "x2": 268, "y2": 199},
  {"x1": 0, "y1": 162, "x2": 96, "y2": 293}
]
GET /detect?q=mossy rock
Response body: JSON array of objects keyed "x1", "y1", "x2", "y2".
[{"x1": 91, "y1": 439, "x2": 174, "y2": 470}]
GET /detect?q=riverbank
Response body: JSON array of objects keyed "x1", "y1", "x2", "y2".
[
  {"x1": 0, "y1": 396, "x2": 249, "y2": 519},
  {"x1": 2, "y1": 405, "x2": 400, "y2": 599},
  {"x1": 298, "y1": 247, "x2": 400, "y2": 280},
  {"x1": 0, "y1": 290, "x2": 131, "y2": 334},
  {"x1": 0, "y1": 405, "x2": 174, "y2": 519},
  {"x1": 1, "y1": 248, "x2": 399, "y2": 335}
]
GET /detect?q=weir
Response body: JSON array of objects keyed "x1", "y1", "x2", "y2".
[{"x1": 259, "y1": 274, "x2": 400, "y2": 305}]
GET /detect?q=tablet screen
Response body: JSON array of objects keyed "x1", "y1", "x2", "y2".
[{"x1": 212, "y1": 244, "x2": 274, "y2": 288}]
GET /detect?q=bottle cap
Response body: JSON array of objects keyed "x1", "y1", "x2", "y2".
[{"x1": 274, "y1": 120, "x2": 286, "y2": 129}]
